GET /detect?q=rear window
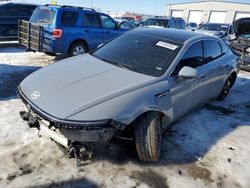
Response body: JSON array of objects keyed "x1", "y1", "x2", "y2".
[
  {"x1": 144, "y1": 19, "x2": 169, "y2": 28},
  {"x1": 30, "y1": 7, "x2": 55, "y2": 24},
  {"x1": 60, "y1": 11, "x2": 79, "y2": 26}
]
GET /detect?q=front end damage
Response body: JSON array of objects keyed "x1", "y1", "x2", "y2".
[
  {"x1": 17, "y1": 88, "x2": 126, "y2": 165},
  {"x1": 230, "y1": 38, "x2": 250, "y2": 71},
  {"x1": 230, "y1": 17, "x2": 250, "y2": 71}
]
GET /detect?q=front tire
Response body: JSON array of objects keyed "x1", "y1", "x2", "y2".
[
  {"x1": 68, "y1": 42, "x2": 87, "y2": 57},
  {"x1": 134, "y1": 112, "x2": 162, "y2": 162},
  {"x1": 217, "y1": 76, "x2": 233, "y2": 101}
]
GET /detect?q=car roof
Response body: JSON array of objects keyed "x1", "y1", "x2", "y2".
[
  {"x1": 147, "y1": 17, "x2": 182, "y2": 21},
  {"x1": 204, "y1": 23, "x2": 231, "y2": 26},
  {"x1": 131, "y1": 28, "x2": 211, "y2": 43},
  {"x1": 1, "y1": 2, "x2": 39, "y2": 6},
  {"x1": 44, "y1": 4, "x2": 96, "y2": 12}
]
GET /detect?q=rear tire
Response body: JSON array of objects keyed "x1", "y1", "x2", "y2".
[
  {"x1": 134, "y1": 112, "x2": 162, "y2": 162},
  {"x1": 217, "y1": 75, "x2": 233, "y2": 101},
  {"x1": 68, "y1": 42, "x2": 87, "y2": 57}
]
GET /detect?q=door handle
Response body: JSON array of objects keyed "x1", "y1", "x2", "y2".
[
  {"x1": 84, "y1": 29, "x2": 89, "y2": 33},
  {"x1": 156, "y1": 90, "x2": 170, "y2": 97},
  {"x1": 200, "y1": 75, "x2": 207, "y2": 79},
  {"x1": 105, "y1": 30, "x2": 110, "y2": 33},
  {"x1": 199, "y1": 72, "x2": 208, "y2": 79}
]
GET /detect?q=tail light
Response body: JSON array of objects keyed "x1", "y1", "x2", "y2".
[{"x1": 52, "y1": 28, "x2": 63, "y2": 38}]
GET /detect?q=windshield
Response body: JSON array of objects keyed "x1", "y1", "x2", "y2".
[
  {"x1": 144, "y1": 19, "x2": 169, "y2": 28},
  {"x1": 200, "y1": 24, "x2": 229, "y2": 32},
  {"x1": 91, "y1": 33, "x2": 181, "y2": 77},
  {"x1": 30, "y1": 7, "x2": 56, "y2": 24}
]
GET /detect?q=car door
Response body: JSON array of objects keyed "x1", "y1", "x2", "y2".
[
  {"x1": 100, "y1": 14, "x2": 123, "y2": 42},
  {"x1": 167, "y1": 41, "x2": 207, "y2": 121},
  {"x1": 198, "y1": 40, "x2": 228, "y2": 102},
  {"x1": 82, "y1": 13, "x2": 104, "y2": 50}
]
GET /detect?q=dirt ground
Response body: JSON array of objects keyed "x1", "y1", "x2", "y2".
[{"x1": 0, "y1": 43, "x2": 250, "y2": 188}]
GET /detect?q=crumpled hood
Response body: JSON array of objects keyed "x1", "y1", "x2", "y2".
[
  {"x1": 19, "y1": 54, "x2": 155, "y2": 119},
  {"x1": 233, "y1": 17, "x2": 250, "y2": 37}
]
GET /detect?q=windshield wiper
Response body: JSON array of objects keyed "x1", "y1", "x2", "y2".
[{"x1": 92, "y1": 54, "x2": 135, "y2": 71}]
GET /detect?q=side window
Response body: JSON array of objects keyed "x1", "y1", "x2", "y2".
[
  {"x1": 204, "y1": 40, "x2": 222, "y2": 63},
  {"x1": 82, "y1": 14, "x2": 101, "y2": 28},
  {"x1": 220, "y1": 42, "x2": 229, "y2": 55},
  {"x1": 167, "y1": 20, "x2": 175, "y2": 28},
  {"x1": 179, "y1": 20, "x2": 185, "y2": 29},
  {"x1": 1, "y1": 5, "x2": 18, "y2": 16},
  {"x1": 60, "y1": 11, "x2": 79, "y2": 27},
  {"x1": 100, "y1": 15, "x2": 116, "y2": 29},
  {"x1": 174, "y1": 20, "x2": 181, "y2": 29},
  {"x1": 172, "y1": 41, "x2": 204, "y2": 76},
  {"x1": 229, "y1": 25, "x2": 234, "y2": 34}
]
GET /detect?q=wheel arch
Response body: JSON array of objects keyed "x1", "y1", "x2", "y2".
[
  {"x1": 127, "y1": 108, "x2": 172, "y2": 131},
  {"x1": 229, "y1": 71, "x2": 237, "y2": 86},
  {"x1": 68, "y1": 38, "x2": 89, "y2": 54}
]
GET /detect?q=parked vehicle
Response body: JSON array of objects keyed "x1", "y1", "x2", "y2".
[
  {"x1": 114, "y1": 16, "x2": 137, "y2": 28},
  {"x1": 143, "y1": 17, "x2": 186, "y2": 29},
  {"x1": 196, "y1": 23, "x2": 235, "y2": 43},
  {"x1": 230, "y1": 17, "x2": 250, "y2": 71},
  {"x1": 115, "y1": 20, "x2": 132, "y2": 30},
  {"x1": 19, "y1": 4, "x2": 128, "y2": 56},
  {"x1": 0, "y1": 2, "x2": 38, "y2": 41},
  {"x1": 186, "y1": 22, "x2": 198, "y2": 31},
  {"x1": 18, "y1": 28, "x2": 239, "y2": 163}
]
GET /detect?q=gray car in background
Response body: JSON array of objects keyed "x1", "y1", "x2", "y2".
[
  {"x1": 196, "y1": 23, "x2": 235, "y2": 42},
  {"x1": 18, "y1": 28, "x2": 239, "y2": 163}
]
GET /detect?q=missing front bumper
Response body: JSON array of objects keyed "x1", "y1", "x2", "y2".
[{"x1": 20, "y1": 110, "x2": 115, "y2": 147}]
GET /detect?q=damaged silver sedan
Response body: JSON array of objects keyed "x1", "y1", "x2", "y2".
[{"x1": 18, "y1": 28, "x2": 239, "y2": 163}]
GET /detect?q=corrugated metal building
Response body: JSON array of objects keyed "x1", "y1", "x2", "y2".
[{"x1": 166, "y1": 1, "x2": 250, "y2": 24}]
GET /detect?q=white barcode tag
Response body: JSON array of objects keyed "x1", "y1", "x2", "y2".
[{"x1": 156, "y1": 41, "x2": 178, "y2": 50}]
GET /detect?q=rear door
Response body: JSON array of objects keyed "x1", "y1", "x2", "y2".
[
  {"x1": 100, "y1": 14, "x2": 123, "y2": 42},
  {"x1": 82, "y1": 13, "x2": 104, "y2": 50},
  {"x1": 199, "y1": 40, "x2": 229, "y2": 101}
]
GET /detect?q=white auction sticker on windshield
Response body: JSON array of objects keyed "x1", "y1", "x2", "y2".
[{"x1": 156, "y1": 41, "x2": 178, "y2": 50}]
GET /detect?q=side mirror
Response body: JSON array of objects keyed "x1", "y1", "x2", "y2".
[
  {"x1": 118, "y1": 22, "x2": 131, "y2": 30},
  {"x1": 178, "y1": 66, "x2": 198, "y2": 79}
]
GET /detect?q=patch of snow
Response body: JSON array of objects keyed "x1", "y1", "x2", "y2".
[{"x1": 0, "y1": 46, "x2": 250, "y2": 187}]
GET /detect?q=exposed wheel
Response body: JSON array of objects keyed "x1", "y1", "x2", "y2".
[
  {"x1": 134, "y1": 112, "x2": 162, "y2": 162},
  {"x1": 69, "y1": 42, "x2": 87, "y2": 57},
  {"x1": 217, "y1": 75, "x2": 233, "y2": 101}
]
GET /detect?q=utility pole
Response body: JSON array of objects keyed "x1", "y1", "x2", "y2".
[{"x1": 154, "y1": 0, "x2": 157, "y2": 16}]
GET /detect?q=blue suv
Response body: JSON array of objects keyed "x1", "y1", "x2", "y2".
[{"x1": 28, "y1": 5, "x2": 128, "y2": 56}]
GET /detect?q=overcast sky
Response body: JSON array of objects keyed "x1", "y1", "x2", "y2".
[{"x1": 21, "y1": 0, "x2": 250, "y2": 15}]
